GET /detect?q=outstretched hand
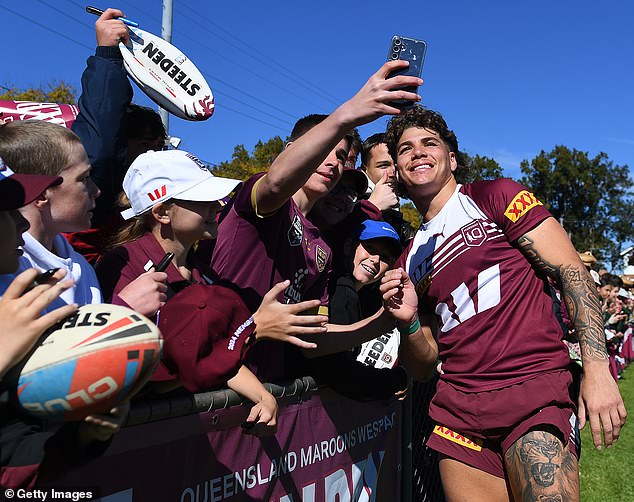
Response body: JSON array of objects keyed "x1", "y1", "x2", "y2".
[
  {"x1": 0, "y1": 268, "x2": 78, "y2": 379},
  {"x1": 380, "y1": 268, "x2": 419, "y2": 326},
  {"x1": 335, "y1": 60, "x2": 422, "y2": 128},
  {"x1": 252, "y1": 280, "x2": 328, "y2": 349}
]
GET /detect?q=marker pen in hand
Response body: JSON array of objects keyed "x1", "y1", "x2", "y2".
[
  {"x1": 23, "y1": 268, "x2": 60, "y2": 294},
  {"x1": 85, "y1": 6, "x2": 139, "y2": 27}
]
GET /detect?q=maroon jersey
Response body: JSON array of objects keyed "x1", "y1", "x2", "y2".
[
  {"x1": 211, "y1": 173, "x2": 331, "y2": 380},
  {"x1": 397, "y1": 179, "x2": 569, "y2": 392}
]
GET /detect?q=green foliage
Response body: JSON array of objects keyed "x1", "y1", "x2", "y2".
[
  {"x1": 519, "y1": 146, "x2": 633, "y2": 268},
  {"x1": 459, "y1": 153, "x2": 505, "y2": 183},
  {"x1": 212, "y1": 136, "x2": 286, "y2": 181},
  {"x1": 400, "y1": 201, "x2": 422, "y2": 230},
  {"x1": 0, "y1": 82, "x2": 76, "y2": 104},
  {"x1": 579, "y1": 364, "x2": 634, "y2": 501}
]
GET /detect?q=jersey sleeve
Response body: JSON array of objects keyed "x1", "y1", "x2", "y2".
[{"x1": 464, "y1": 179, "x2": 553, "y2": 243}]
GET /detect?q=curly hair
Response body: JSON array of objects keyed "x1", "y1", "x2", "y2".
[{"x1": 385, "y1": 106, "x2": 472, "y2": 188}]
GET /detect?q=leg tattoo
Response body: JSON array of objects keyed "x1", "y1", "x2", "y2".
[{"x1": 504, "y1": 430, "x2": 579, "y2": 502}]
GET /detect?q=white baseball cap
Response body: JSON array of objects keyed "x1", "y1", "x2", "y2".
[{"x1": 121, "y1": 150, "x2": 241, "y2": 220}]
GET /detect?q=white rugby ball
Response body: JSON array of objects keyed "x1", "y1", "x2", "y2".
[
  {"x1": 13, "y1": 304, "x2": 163, "y2": 422},
  {"x1": 120, "y1": 27, "x2": 214, "y2": 121}
]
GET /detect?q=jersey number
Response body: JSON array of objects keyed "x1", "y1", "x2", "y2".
[{"x1": 435, "y1": 264, "x2": 501, "y2": 333}]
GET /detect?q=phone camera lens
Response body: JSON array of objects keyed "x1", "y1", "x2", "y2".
[{"x1": 394, "y1": 38, "x2": 402, "y2": 46}]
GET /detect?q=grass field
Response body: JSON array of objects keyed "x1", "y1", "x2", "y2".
[{"x1": 579, "y1": 363, "x2": 633, "y2": 501}]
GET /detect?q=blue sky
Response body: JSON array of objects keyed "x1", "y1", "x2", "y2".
[{"x1": 1, "y1": 0, "x2": 633, "y2": 181}]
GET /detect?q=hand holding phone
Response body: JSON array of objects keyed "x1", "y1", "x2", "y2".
[{"x1": 386, "y1": 35, "x2": 427, "y2": 109}]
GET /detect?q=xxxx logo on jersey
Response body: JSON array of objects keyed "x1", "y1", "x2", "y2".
[{"x1": 504, "y1": 190, "x2": 543, "y2": 222}]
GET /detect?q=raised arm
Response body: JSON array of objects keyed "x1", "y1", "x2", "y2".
[
  {"x1": 255, "y1": 60, "x2": 422, "y2": 214},
  {"x1": 71, "y1": 8, "x2": 133, "y2": 221},
  {"x1": 516, "y1": 217, "x2": 626, "y2": 448}
]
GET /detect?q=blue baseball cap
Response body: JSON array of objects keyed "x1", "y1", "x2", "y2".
[{"x1": 354, "y1": 220, "x2": 402, "y2": 256}]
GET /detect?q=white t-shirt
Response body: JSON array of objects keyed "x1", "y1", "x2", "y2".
[{"x1": 0, "y1": 232, "x2": 102, "y2": 311}]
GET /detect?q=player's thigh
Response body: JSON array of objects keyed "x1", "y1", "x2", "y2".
[
  {"x1": 503, "y1": 428, "x2": 579, "y2": 502},
  {"x1": 439, "y1": 454, "x2": 512, "y2": 502}
]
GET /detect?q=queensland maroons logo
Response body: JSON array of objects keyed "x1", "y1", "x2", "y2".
[{"x1": 461, "y1": 220, "x2": 487, "y2": 247}]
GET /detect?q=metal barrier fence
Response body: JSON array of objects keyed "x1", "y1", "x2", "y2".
[
  {"x1": 124, "y1": 376, "x2": 319, "y2": 426},
  {"x1": 122, "y1": 375, "x2": 445, "y2": 501},
  {"x1": 411, "y1": 377, "x2": 445, "y2": 502}
]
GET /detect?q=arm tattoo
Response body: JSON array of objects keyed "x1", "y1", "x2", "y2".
[
  {"x1": 517, "y1": 234, "x2": 608, "y2": 362},
  {"x1": 516, "y1": 235, "x2": 559, "y2": 277}
]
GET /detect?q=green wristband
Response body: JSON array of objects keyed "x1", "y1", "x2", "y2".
[{"x1": 398, "y1": 318, "x2": 420, "y2": 336}]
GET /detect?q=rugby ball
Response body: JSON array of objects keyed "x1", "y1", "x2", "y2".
[
  {"x1": 119, "y1": 27, "x2": 214, "y2": 121},
  {"x1": 13, "y1": 304, "x2": 162, "y2": 422}
]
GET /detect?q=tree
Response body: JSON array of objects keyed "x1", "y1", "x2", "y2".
[
  {"x1": 519, "y1": 146, "x2": 633, "y2": 268},
  {"x1": 212, "y1": 136, "x2": 285, "y2": 181},
  {"x1": 0, "y1": 82, "x2": 76, "y2": 104},
  {"x1": 459, "y1": 153, "x2": 505, "y2": 183},
  {"x1": 400, "y1": 201, "x2": 422, "y2": 230}
]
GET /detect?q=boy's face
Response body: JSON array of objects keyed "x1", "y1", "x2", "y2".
[
  {"x1": 311, "y1": 175, "x2": 359, "y2": 227},
  {"x1": 351, "y1": 238, "x2": 397, "y2": 287},
  {"x1": 47, "y1": 142, "x2": 100, "y2": 233},
  {"x1": 364, "y1": 143, "x2": 396, "y2": 185},
  {"x1": 302, "y1": 138, "x2": 348, "y2": 200},
  {"x1": 0, "y1": 209, "x2": 30, "y2": 274}
]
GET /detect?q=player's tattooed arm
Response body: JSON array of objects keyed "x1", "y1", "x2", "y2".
[
  {"x1": 516, "y1": 226, "x2": 607, "y2": 362},
  {"x1": 517, "y1": 217, "x2": 625, "y2": 448}
]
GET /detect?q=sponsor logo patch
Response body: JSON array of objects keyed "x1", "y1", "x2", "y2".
[
  {"x1": 433, "y1": 424, "x2": 483, "y2": 451},
  {"x1": 504, "y1": 190, "x2": 543, "y2": 222},
  {"x1": 316, "y1": 245, "x2": 328, "y2": 273},
  {"x1": 147, "y1": 184, "x2": 167, "y2": 201},
  {"x1": 288, "y1": 215, "x2": 303, "y2": 247}
]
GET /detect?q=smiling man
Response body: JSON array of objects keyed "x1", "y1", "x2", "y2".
[{"x1": 381, "y1": 105, "x2": 626, "y2": 502}]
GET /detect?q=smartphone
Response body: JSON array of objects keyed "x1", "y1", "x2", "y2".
[{"x1": 386, "y1": 35, "x2": 427, "y2": 108}]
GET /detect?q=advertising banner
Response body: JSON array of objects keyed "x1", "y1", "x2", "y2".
[{"x1": 47, "y1": 389, "x2": 402, "y2": 501}]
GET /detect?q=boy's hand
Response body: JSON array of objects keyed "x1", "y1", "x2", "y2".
[
  {"x1": 95, "y1": 8, "x2": 130, "y2": 46},
  {"x1": 0, "y1": 269, "x2": 77, "y2": 378},
  {"x1": 335, "y1": 60, "x2": 422, "y2": 128},
  {"x1": 252, "y1": 281, "x2": 328, "y2": 349}
]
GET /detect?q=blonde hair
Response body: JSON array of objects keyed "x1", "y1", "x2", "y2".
[
  {"x1": 0, "y1": 120, "x2": 81, "y2": 177},
  {"x1": 109, "y1": 192, "x2": 173, "y2": 249}
]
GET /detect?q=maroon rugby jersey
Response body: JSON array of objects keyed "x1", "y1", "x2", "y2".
[
  {"x1": 397, "y1": 179, "x2": 569, "y2": 392},
  {"x1": 211, "y1": 173, "x2": 331, "y2": 380}
]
